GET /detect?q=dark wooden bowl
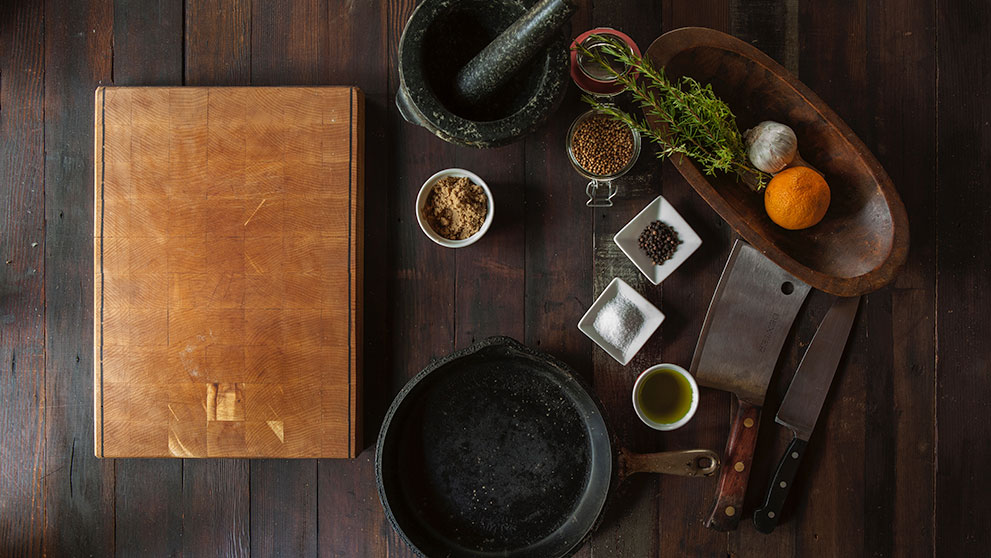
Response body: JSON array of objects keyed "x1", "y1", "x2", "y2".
[{"x1": 646, "y1": 27, "x2": 909, "y2": 296}]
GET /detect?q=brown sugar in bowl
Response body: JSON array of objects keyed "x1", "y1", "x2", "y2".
[
  {"x1": 645, "y1": 27, "x2": 909, "y2": 297},
  {"x1": 416, "y1": 168, "x2": 494, "y2": 248}
]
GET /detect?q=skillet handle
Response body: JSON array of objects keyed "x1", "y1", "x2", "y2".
[
  {"x1": 618, "y1": 448, "x2": 720, "y2": 479},
  {"x1": 705, "y1": 400, "x2": 761, "y2": 531}
]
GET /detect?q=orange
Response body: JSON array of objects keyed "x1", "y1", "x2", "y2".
[{"x1": 763, "y1": 166, "x2": 830, "y2": 230}]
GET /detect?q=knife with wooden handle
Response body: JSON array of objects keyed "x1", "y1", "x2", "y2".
[
  {"x1": 753, "y1": 295, "x2": 861, "y2": 533},
  {"x1": 691, "y1": 240, "x2": 811, "y2": 531}
]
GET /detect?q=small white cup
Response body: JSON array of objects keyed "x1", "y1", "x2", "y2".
[
  {"x1": 632, "y1": 363, "x2": 700, "y2": 431},
  {"x1": 415, "y1": 168, "x2": 494, "y2": 248}
]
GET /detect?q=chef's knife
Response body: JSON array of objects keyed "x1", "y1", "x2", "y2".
[
  {"x1": 753, "y1": 295, "x2": 861, "y2": 534},
  {"x1": 691, "y1": 240, "x2": 811, "y2": 531}
]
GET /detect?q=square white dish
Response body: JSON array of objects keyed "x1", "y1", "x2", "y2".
[
  {"x1": 614, "y1": 195, "x2": 702, "y2": 285},
  {"x1": 578, "y1": 277, "x2": 665, "y2": 365}
]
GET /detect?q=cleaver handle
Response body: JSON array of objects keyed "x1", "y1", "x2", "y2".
[{"x1": 705, "y1": 400, "x2": 761, "y2": 531}]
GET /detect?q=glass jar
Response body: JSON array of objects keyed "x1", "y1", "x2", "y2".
[{"x1": 566, "y1": 109, "x2": 642, "y2": 207}]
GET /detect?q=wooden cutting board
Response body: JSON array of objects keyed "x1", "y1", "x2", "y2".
[{"x1": 93, "y1": 87, "x2": 363, "y2": 458}]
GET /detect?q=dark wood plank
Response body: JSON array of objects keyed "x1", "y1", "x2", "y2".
[
  {"x1": 185, "y1": 0, "x2": 251, "y2": 85},
  {"x1": 862, "y1": 1, "x2": 935, "y2": 556},
  {"x1": 935, "y1": 0, "x2": 991, "y2": 555},
  {"x1": 369, "y1": 1, "x2": 457, "y2": 555},
  {"x1": 42, "y1": 0, "x2": 116, "y2": 556},
  {"x1": 315, "y1": 0, "x2": 393, "y2": 556},
  {"x1": 182, "y1": 2, "x2": 252, "y2": 555},
  {"x1": 251, "y1": 459, "x2": 318, "y2": 557},
  {"x1": 112, "y1": 0, "x2": 183, "y2": 85},
  {"x1": 730, "y1": 0, "x2": 798, "y2": 74},
  {"x1": 182, "y1": 459, "x2": 250, "y2": 557},
  {"x1": 247, "y1": 1, "x2": 328, "y2": 555},
  {"x1": 654, "y1": 4, "x2": 736, "y2": 558},
  {"x1": 0, "y1": 2, "x2": 46, "y2": 555},
  {"x1": 522, "y1": 5, "x2": 592, "y2": 376},
  {"x1": 453, "y1": 141, "x2": 526, "y2": 345},
  {"x1": 109, "y1": 1, "x2": 185, "y2": 555},
  {"x1": 114, "y1": 466, "x2": 183, "y2": 556},
  {"x1": 250, "y1": 0, "x2": 330, "y2": 86},
  {"x1": 577, "y1": 2, "x2": 668, "y2": 557}
]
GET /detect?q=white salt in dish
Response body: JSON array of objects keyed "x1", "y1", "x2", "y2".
[{"x1": 577, "y1": 277, "x2": 665, "y2": 365}]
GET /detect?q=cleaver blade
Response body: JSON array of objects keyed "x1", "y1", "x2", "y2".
[
  {"x1": 691, "y1": 241, "x2": 812, "y2": 404},
  {"x1": 690, "y1": 240, "x2": 810, "y2": 531}
]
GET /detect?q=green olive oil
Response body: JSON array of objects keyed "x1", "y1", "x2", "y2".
[{"x1": 638, "y1": 368, "x2": 694, "y2": 424}]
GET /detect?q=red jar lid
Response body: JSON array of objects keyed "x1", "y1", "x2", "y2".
[{"x1": 570, "y1": 28, "x2": 641, "y2": 97}]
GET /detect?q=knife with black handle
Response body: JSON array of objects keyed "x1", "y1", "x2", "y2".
[{"x1": 753, "y1": 295, "x2": 860, "y2": 534}]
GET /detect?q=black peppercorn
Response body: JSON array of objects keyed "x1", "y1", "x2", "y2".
[{"x1": 638, "y1": 220, "x2": 681, "y2": 265}]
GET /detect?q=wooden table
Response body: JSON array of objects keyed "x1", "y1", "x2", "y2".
[{"x1": 0, "y1": 1, "x2": 985, "y2": 556}]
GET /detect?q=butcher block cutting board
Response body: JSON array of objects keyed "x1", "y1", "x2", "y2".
[{"x1": 93, "y1": 87, "x2": 363, "y2": 458}]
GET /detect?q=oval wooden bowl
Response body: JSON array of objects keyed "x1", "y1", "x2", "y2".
[{"x1": 646, "y1": 27, "x2": 909, "y2": 296}]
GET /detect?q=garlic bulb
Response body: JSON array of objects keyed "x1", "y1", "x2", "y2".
[{"x1": 744, "y1": 121, "x2": 798, "y2": 174}]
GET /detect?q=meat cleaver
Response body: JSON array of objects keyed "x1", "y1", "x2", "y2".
[{"x1": 690, "y1": 240, "x2": 811, "y2": 531}]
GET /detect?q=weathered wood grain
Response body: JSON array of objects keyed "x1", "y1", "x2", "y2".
[
  {"x1": 369, "y1": 2, "x2": 436, "y2": 555},
  {"x1": 251, "y1": 459, "x2": 318, "y2": 557},
  {"x1": 936, "y1": 0, "x2": 991, "y2": 555},
  {"x1": 182, "y1": 458, "x2": 250, "y2": 557},
  {"x1": 185, "y1": 0, "x2": 251, "y2": 86},
  {"x1": 0, "y1": 0, "x2": 46, "y2": 555},
  {"x1": 730, "y1": 0, "x2": 799, "y2": 75},
  {"x1": 316, "y1": 0, "x2": 391, "y2": 556},
  {"x1": 522, "y1": 1, "x2": 592, "y2": 373},
  {"x1": 41, "y1": 0, "x2": 116, "y2": 556},
  {"x1": 864, "y1": 1, "x2": 936, "y2": 556}
]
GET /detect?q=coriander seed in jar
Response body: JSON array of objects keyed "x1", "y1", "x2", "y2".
[{"x1": 566, "y1": 109, "x2": 641, "y2": 207}]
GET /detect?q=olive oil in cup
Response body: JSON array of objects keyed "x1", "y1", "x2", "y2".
[{"x1": 632, "y1": 364, "x2": 699, "y2": 431}]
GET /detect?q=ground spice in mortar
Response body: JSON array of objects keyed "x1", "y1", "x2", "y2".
[
  {"x1": 423, "y1": 176, "x2": 488, "y2": 240},
  {"x1": 571, "y1": 114, "x2": 635, "y2": 176}
]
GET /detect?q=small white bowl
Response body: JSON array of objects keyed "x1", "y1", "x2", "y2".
[
  {"x1": 577, "y1": 277, "x2": 664, "y2": 366},
  {"x1": 416, "y1": 168, "x2": 494, "y2": 248},
  {"x1": 632, "y1": 363, "x2": 700, "y2": 431},
  {"x1": 614, "y1": 195, "x2": 702, "y2": 285}
]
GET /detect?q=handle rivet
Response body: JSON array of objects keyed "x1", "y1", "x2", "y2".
[
  {"x1": 734, "y1": 461, "x2": 745, "y2": 472},
  {"x1": 725, "y1": 506, "x2": 736, "y2": 517},
  {"x1": 791, "y1": 452, "x2": 800, "y2": 459},
  {"x1": 779, "y1": 481, "x2": 788, "y2": 488},
  {"x1": 743, "y1": 418, "x2": 755, "y2": 428},
  {"x1": 768, "y1": 511, "x2": 776, "y2": 519}
]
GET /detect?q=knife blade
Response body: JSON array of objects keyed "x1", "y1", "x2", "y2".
[
  {"x1": 753, "y1": 295, "x2": 861, "y2": 534},
  {"x1": 691, "y1": 240, "x2": 811, "y2": 531}
]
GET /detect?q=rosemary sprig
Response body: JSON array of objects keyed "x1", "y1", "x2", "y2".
[{"x1": 575, "y1": 34, "x2": 769, "y2": 190}]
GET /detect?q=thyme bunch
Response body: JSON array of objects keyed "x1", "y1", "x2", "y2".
[{"x1": 575, "y1": 34, "x2": 769, "y2": 190}]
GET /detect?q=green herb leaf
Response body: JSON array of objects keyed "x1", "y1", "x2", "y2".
[{"x1": 574, "y1": 34, "x2": 769, "y2": 190}]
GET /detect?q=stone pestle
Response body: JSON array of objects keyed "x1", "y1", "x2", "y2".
[{"x1": 454, "y1": 0, "x2": 577, "y2": 104}]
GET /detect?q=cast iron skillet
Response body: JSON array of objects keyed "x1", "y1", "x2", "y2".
[{"x1": 376, "y1": 337, "x2": 719, "y2": 558}]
